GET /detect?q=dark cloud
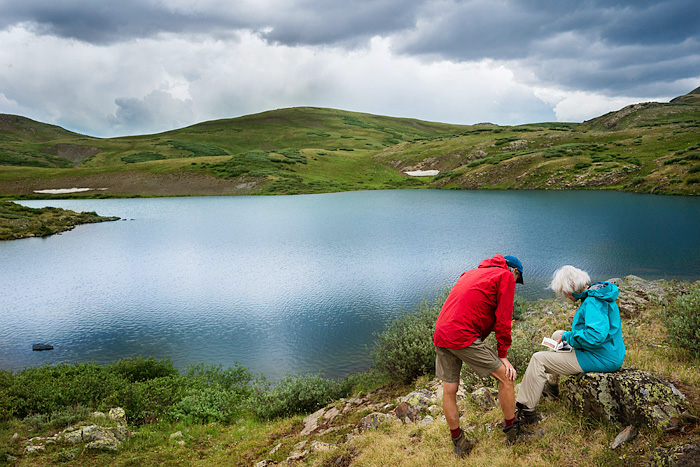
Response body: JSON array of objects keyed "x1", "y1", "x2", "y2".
[
  {"x1": 260, "y1": 0, "x2": 424, "y2": 46},
  {"x1": 0, "y1": 0, "x2": 240, "y2": 44},
  {"x1": 396, "y1": 0, "x2": 700, "y2": 96}
]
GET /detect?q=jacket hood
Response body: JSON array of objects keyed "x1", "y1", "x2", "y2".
[
  {"x1": 478, "y1": 255, "x2": 508, "y2": 270},
  {"x1": 573, "y1": 281, "x2": 619, "y2": 302}
]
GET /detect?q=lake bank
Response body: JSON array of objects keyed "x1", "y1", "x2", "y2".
[{"x1": 0, "y1": 200, "x2": 119, "y2": 241}]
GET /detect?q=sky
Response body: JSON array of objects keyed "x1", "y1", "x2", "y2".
[{"x1": 0, "y1": 0, "x2": 698, "y2": 138}]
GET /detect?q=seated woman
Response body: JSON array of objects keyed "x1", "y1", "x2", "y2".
[{"x1": 515, "y1": 265, "x2": 626, "y2": 424}]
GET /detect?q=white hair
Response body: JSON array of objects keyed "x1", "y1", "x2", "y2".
[{"x1": 549, "y1": 265, "x2": 591, "y2": 298}]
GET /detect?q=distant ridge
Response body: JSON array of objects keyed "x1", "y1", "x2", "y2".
[
  {"x1": 0, "y1": 87, "x2": 698, "y2": 196},
  {"x1": 670, "y1": 86, "x2": 700, "y2": 104}
]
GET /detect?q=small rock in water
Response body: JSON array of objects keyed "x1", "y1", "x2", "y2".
[{"x1": 32, "y1": 344, "x2": 54, "y2": 351}]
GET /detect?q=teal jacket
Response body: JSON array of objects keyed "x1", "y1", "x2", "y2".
[{"x1": 561, "y1": 281, "x2": 625, "y2": 372}]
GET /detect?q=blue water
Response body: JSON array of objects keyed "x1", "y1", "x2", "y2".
[{"x1": 2, "y1": 190, "x2": 699, "y2": 380}]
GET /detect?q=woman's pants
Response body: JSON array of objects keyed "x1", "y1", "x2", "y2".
[{"x1": 516, "y1": 330, "x2": 583, "y2": 409}]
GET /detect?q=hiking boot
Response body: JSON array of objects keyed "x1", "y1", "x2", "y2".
[
  {"x1": 503, "y1": 422, "x2": 545, "y2": 445},
  {"x1": 515, "y1": 402, "x2": 542, "y2": 426},
  {"x1": 452, "y1": 431, "x2": 477, "y2": 457},
  {"x1": 542, "y1": 382, "x2": 560, "y2": 399}
]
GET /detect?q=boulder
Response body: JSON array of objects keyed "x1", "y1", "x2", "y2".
[
  {"x1": 562, "y1": 368, "x2": 688, "y2": 429},
  {"x1": 609, "y1": 275, "x2": 667, "y2": 318},
  {"x1": 300, "y1": 407, "x2": 326, "y2": 436},
  {"x1": 32, "y1": 344, "x2": 53, "y2": 351},
  {"x1": 357, "y1": 412, "x2": 396, "y2": 432},
  {"x1": 398, "y1": 389, "x2": 437, "y2": 409},
  {"x1": 648, "y1": 443, "x2": 700, "y2": 467},
  {"x1": 108, "y1": 407, "x2": 127, "y2": 425},
  {"x1": 394, "y1": 401, "x2": 419, "y2": 422},
  {"x1": 470, "y1": 387, "x2": 499, "y2": 411}
]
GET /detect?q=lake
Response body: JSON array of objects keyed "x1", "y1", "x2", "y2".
[{"x1": 2, "y1": 190, "x2": 699, "y2": 381}]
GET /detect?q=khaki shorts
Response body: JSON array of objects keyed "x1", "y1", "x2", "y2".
[{"x1": 435, "y1": 339, "x2": 503, "y2": 382}]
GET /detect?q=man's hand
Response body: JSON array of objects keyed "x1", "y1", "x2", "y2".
[{"x1": 500, "y1": 357, "x2": 516, "y2": 381}]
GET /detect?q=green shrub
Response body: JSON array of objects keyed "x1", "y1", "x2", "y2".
[
  {"x1": 6, "y1": 362, "x2": 123, "y2": 418},
  {"x1": 182, "y1": 362, "x2": 252, "y2": 390},
  {"x1": 170, "y1": 386, "x2": 241, "y2": 424},
  {"x1": 121, "y1": 152, "x2": 165, "y2": 164},
  {"x1": 371, "y1": 299, "x2": 441, "y2": 384},
  {"x1": 108, "y1": 375, "x2": 186, "y2": 424},
  {"x1": 171, "y1": 363, "x2": 253, "y2": 423},
  {"x1": 108, "y1": 356, "x2": 179, "y2": 383},
  {"x1": 664, "y1": 285, "x2": 700, "y2": 355},
  {"x1": 688, "y1": 165, "x2": 700, "y2": 174},
  {"x1": 247, "y1": 373, "x2": 353, "y2": 420},
  {"x1": 512, "y1": 296, "x2": 527, "y2": 321},
  {"x1": 24, "y1": 406, "x2": 91, "y2": 431}
]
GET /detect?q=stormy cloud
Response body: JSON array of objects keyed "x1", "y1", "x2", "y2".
[{"x1": 0, "y1": 0, "x2": 697, "y2": 136}]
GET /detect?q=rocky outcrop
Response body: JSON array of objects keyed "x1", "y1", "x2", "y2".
[
  {"x1": 608, "y1": 275, "x2": 668, "y2": 317},
  {"x1": 562, "y1": 368, "x2": 688, "y2": 430},
  {"x1": 648, "y1": 443, "x2": 700, "y2": 466},
  {"x1": 22, "y1": 407, "x2": 130, "y2": 454}
]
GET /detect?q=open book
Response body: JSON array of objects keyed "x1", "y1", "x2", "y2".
[{"x1": 541, "y1": 337, "x2": 572, "y2": 352}]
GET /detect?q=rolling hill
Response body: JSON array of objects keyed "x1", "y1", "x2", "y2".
[{"x1": 1, "y1": 89, "x2": 698, "y2": 197}]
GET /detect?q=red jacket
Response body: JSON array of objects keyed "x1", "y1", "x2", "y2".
[{"x1": 433, "y1": 255, "x2": 514, "y2": 358}]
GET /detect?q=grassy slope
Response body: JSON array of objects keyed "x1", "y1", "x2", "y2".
[
  {"x1": 0, "y1": 108, "x2": 472, "y2": 197},
  {"x1": 1, "y1": 93, "x2": 699, "y2": 197},
  {"x1": 1, "y1": 280, "x2": 697, "y2": 466}
]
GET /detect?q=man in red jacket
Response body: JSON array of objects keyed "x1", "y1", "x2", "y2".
[{"x1": 433, "y1": 254, "x2": 525, "y2": 456}]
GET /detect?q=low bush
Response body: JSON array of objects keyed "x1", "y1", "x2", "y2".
[
  {"x1": 4, "y1": 362, "x2": 123, "y2": 419},
  {"x1": 120, "y1": 152, "x2": 165, "y2": 164},
  {"x1": 107, "y1": 375, "x2": 185, "y2": 424},
  {"x1": 247, "y1": 373, "x2": 353, "y2": 420},
  {"x1": 664, "y1": 284, "x2": 700, "y2": 355},
  {"x1": 371, "y1": 299, "x2": 441, "y2": 384},
  {"x1": 108, "y1": 356, "x2": 179, "y2": 382},
  {"x1": 170, "y1": 386, "x2": 240, "y2": 424}
]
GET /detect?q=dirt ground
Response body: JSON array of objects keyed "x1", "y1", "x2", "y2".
[{"x1": 0, "y1": 172, "x2": 264, "y2": 197}]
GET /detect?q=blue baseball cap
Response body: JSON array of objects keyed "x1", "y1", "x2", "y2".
[{"x1": 504, "y1": 255, "x2": 524, "y2": 284}]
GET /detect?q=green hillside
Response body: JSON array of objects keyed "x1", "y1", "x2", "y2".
[{"x1": 1, "y1": 90, "x2": 699, "y2": 197}]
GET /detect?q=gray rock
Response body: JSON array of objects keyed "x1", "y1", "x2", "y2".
[
  {"x1": 108, "y1": 407, "x2": 127, "y2": 425},
  {"x1": 25, "y1": 445, "x2": 45, "y2": 454},
  {"x1": 648, "y1": 443, "x2": 700, "y2": 466},
  {"x1": 309, "y1": 440, "x2": 336, "y2": 452},
  {"x1": 62, "y1": 429, "x2": 84, "y2": 444},
  {"x1": 300, "y1": 407, "x2": 325, "y2": 436},
  {"x1": 470, "y1": 387, "x2": 499, "y2": 411},
  {"x1": 399, "y1": 389, "x2": 437, "y2": 409},
  {"x1": 420, "y1": 415, "x2": 435, "y2": 425},
  {"x1": 610, "y1": 425, "x2": 638, "y2": 449},
  {"x1": 562, "y1": 368, "x2": 688, "y2": 429},
  {"x1": 357, "y1": 412, "x2": 395, "y2": 432},
  {"x1": 614, "y1": 276, "x2": 667, "y2": 318},
  {"x1": 269, "y1": 442, "x2": 282, "y2": 455}
]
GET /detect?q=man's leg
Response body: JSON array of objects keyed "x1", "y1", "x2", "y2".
[
  {"x1": 442, "y1": 381, "x2": 461, "y2": 430},
  {"x1": 490, "y1": 364, "x2": 515, "y2": 421}
]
